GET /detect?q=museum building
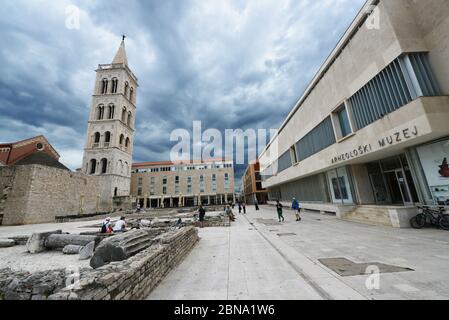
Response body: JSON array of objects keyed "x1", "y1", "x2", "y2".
[{"x1": 259, "y1": 0, "x2": 449, "y2": 227}]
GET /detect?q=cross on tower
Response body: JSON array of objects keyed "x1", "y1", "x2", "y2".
[{"x1": 122, "y1": 35, "x2": 126, "y2": 41}]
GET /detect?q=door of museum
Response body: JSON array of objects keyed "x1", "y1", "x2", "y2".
[
  {"x1": 384, "y1": 170, "x2": 411, "y2": 205},
  {"x1": 367, "y1": 154, "x2": 419, "y2": 206}
]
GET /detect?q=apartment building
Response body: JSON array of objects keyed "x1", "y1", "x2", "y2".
[
  {"x1": 131, "y1": 159, "x2": 235, "y2": 208},
  {"x1": 243, "y1": 160, "x2": 268, "y2": 205}
]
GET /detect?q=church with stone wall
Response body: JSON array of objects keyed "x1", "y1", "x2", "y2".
[{"x1": 0, "y1": 39, "x2": 137, "y2": 225}]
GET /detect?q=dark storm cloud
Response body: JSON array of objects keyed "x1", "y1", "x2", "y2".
[{"x1": 0, "y1": 0, "x2": 366, "y2": 187}]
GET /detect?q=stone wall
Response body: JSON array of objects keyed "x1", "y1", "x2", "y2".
[
  {"x1": 50, "y1": 226, "x2": 199, "y2": 300},
  {"x1": 0, "y1": 227, "x2": 199, "y2": 300},
  {"x1": 0, "y1": 165, "x2": 112, "y2": 225}
]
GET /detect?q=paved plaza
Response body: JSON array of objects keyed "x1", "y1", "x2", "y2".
[{"x1": 148, "y1": 205, "x2": 449, "y2": 300}]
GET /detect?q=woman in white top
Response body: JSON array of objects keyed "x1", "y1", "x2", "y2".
[{"x1": 113, "y1": 217, "x2": 127, "y2": 233}]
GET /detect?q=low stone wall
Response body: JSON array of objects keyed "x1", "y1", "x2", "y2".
[
  {"x1": 0, "y1": 226, "x2": 199, "y2": 300},
  {"x1": 49, "y1": 226, "x2": 199, "y2": 300},
  {"x1": 0, "y1": 269, "x2": 67, "y2": 300}
]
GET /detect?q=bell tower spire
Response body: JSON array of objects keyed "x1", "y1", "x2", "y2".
[{"x1": 112, "y1": 36, "x2": 128, "y2": 66}]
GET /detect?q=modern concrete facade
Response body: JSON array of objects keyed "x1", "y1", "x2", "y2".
[
  {"x1": 243, "y1": 160, "x2": 268, "y2": 205},
  {"x1": 259, "y1": 0, "x2": 449, "y2": 227},
  {"x1": 82, "y1": 38, "x2": 138, "y2": 206},
  {"x1": 131, "y1": 159, "x2": 235, "y2": 209}
]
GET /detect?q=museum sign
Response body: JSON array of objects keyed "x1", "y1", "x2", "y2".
[{"x1": 331, "y1": 126, "x2": 419, "y2": 165}]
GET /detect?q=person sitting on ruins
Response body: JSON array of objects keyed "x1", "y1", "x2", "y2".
[
  {"x1": 101, "y1": 217, "x2": 111, "y2": 234},
  {"x1": 113, "y1": 217, "x2": 128, "y2": 233},
  {"x1": 225, "y1": 205, "x2": 236, "y2": 222}
]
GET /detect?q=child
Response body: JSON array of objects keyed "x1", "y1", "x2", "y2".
[{"x1": 276, "y1": 201, "x2": 285, "y2": 222}]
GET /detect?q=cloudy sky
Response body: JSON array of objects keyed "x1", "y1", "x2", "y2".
[{"x1": 0, "y1": 0, "x2": 366, "y2": 188}]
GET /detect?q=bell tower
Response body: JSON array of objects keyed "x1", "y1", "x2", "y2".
[{"x1": 82, "y1": 37, "x2": 138, "y2": 200}]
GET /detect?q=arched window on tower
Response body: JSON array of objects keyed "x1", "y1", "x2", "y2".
[
  {"x1": 100, "y1": 158, "x2": 108, "y2": 174},
  {"x1": 111, "y1": 78, "x2": 118, "y2": 94},
  {"x1": 104, "y1": 132, "x2": 111, "y2": 147},
  {"x1": 108, "y1": 104, "x2": 115, "y2": 119},
  {"x1": 97, "y1": 105, "x2": 105, "y2": 120},
  {"x1": 125, "y1": 162, "x2": 129, "y2": 175},
  {"x1": 90, "y1": 159, "x2": 97, "y2": 174},
  {"x1": 93, "y1": 132, "x2": 101, "y2": 148},
  {"x1": 122, "y1": 107, "x2": 127, "y2": 123},
  {"x1": 119, "y1": 134, "x2": 125, "y2": 146},
  {"x1": 130, "y1": 87, "x2": 134, "y2": 102},
  {"x1": 127, "y1": 112, "x2": 132, "y2": 127},
  {"x1": 124, "y1": 82, "x2": 129, "y2": 97},
  {"x1": 125, "y1": 137, "x2": 130, "y2": 150},
  {"x1": 101, "y1": 79, "x2": 108, "y2": 94}
]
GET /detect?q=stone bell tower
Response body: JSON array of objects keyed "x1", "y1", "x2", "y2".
[{"x1": 82, "y1": 36, "x2": 138, "y2": 204}]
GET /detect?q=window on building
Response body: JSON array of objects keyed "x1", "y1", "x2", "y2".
[
  {"x1": 108, "y1": 104, "x2": 115, "y2": 119},
  {"x1": 187, "y1": 176, "x2": 192, "y2": 194},
  {"x1": 277, "y1": 150, "x2": 293, "y2": 173},
  {"x1": 111, "y1": 78, "x2": 118, "y2": 94},
  {"x1": 89, "y1": 159, "x2": 97, "y2": 174},
  {"x1": 101, "y1": 158, "x2": 108, "y2": 174},
  {"x1": 122, "y1": 107, "x2": 127, "y2": 123},
  {"x1": 175, "y1": 185, "x2": 180, "y2": 194},
  {"x1": 348, "y1": 53, "x2": 440, "y2": 131},
  {"x1": 119, "y1": 134, "x2": 125, "y2": 146},
  {"x1": 212, "y1": 174, "x2": 217, "y2": 192},
  {"x1": 199, "y1": 175, "x2": 205, "y2": 193},
  {"x1": 162, "y1": 186, "x2": 167, "y2": 195},
  {"x1": 130, "y1": 87, "x2": 134, "y2": 102},
  {"x1": 124, "y1": 81, "x2": 129, "y2": 97},
  {"x1": 138, "y1": 177, "x2": 143, "y2": 186},
  {"x1": 163, "y1": 177, "x2": 168, "y2": 185},
  {"x1": 104, "y1": 132, "x2": 111, "y2": 146},
  {"x1": 332, "y1": 103, "x2": 353, "y2": 140},
  {"x1": 125, "y1": 137, "x2": 130, "y2": 149},
  {"x1": 97, "y1": 105, "x2": 105, "y2": 120},
  {"x1": 175, "y1": 176, "x2": 180, "y2": 184},
  {"x1": 224, "y1": 173, "x2": 230, "y2": 191},
  {"x1": 101, "y1": 79, "x2": 108, "y2": 94},
  {"x1": 94, "y1": 132, "x2": 101, "y2": 144},
  {"x1": 296, "y1": 117, "x2": 336, "y2": 162},
  {"x1": 138, "y1": 187, "x2": 143, "y2": 196},
  {"x1": 127, "y1": 112, "x2": 132, "y2": 127}
]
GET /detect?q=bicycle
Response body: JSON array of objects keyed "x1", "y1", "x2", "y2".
[{"x1": 410, "y1": 206, "x2": 449, "y2": 230}]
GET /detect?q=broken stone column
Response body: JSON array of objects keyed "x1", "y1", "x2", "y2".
[
  {"x1": 79, "y1": 241, "x2": 95, "y2": 261},
  {"x1": 44, "y1": 234, "x2": 100, "y2": 250},
  {"x1": 26, "y1": 230, "x2": 62, "y2": 254},
  {"x1": 90, "y1": 229, "x2": 157, "y2": 269},
  {"x1": 62, "y1": 245, "x2": 83, "y2": 255},
  {"x1": 0, "y1": 239, "x2": 16, "y2": 248}
]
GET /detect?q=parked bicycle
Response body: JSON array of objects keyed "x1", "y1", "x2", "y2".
[{"x1": 410, "y1": 206, "x2": 449, "y2": 230}]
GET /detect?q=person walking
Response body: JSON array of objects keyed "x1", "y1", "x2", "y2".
[
  {"x1": 198, "y1": 205, "x2": 206, "y2": 228},
  {"x1": 292, "y1": 197, "x2": 302, "y2": 222},
  {"x1": 242, "y1": 203, "x2": 247, "y2": 214},
  {"x1": 276, "y1": 201, "x2": 285, "y2": 222},
  {"x1": 254, "y1": 197, "x2": 260, "y2": 211},
  {"x1": 238, "y1": 202, "x2": 242, "y2": 214}
]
